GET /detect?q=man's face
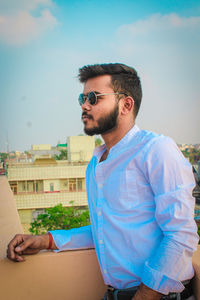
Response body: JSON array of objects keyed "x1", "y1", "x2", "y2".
[{"x1": 81, "y1": 75, "x2": 119, "y2": 136}]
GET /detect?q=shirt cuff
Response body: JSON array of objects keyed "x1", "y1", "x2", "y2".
[
  {"x1": 49, "y1": 229, "x2": 71, "y2": 252},
  {"x1": 49, "y1": 225, "x2": 94, "y2": 252},
  {"x1": 141, "y1": 261, "x2": 185, "y2": 295}
]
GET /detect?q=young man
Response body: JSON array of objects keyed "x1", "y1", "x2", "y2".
[{"x1": 7, "y1": 64, "x2": 199, "y2": 300}]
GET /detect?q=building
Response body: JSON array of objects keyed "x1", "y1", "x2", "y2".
[
  {"x1": 67, "y1": 136, "x2": 95, "y2": 162},
  {"x1": 7, "y1": 136, "x2": 95, "y2": 233},
  {"x1": 178, "y1": 144, "x2": 195, "y2": 151},
  {"x1": 30, "y1": 143, "x2": 60, "y2": 159}
]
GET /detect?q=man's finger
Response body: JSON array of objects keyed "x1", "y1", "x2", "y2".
[
  {"x1": 7, "y1": 235, "x2": 23, "y2": 260},
  {"x1": 14, "y1": 254, "x2": 25, "y2": 262},
  {"x1": 20, "y1": 248, "x2": 39, "y2": 255},
  {"x1": 7, "y1": 248, "x2": 24, "y2": 262},
  {"x1": 14, "y1": 239, "x2": 33, "y2": 253}
]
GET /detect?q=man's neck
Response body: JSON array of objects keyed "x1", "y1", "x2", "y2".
[{"x1": 101, "y1": 121, "x2": 135, "y2": 152}]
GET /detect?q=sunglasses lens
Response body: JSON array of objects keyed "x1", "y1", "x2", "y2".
[
  {"x1": 88, "y1": 92, "x2": 96, "y2": 105},
  {"x1": 78, "y1": 94, "x2": 85, "y2": 106}
]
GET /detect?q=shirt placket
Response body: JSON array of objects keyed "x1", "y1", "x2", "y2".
[{"x1": 95, "y1": 162, "x2": 110, "y2": 285}]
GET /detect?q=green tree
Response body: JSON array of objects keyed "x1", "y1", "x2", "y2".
[
  {"x1": 198, "y1": 224, "x2": 200, "y2": 244},
  {"x1": 181, "y1": 149, "x2": 200, "y2": 165},
  {"x1": 95, "y1": 138, "x2": 103, "y2": 147},
  {"x1": 29, "y1": 203, "x2": 90, "y2": 235},
  {"x1": 0, "y1": 152, "x2": 8, "y2": 162},
  {"x1": 54, "y1": 149, "x2": 68, "y2": 160}
]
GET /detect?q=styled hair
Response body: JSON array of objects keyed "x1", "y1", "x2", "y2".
[{"x1": 78, "y1": 63, "x2": 142, "y2": 117}]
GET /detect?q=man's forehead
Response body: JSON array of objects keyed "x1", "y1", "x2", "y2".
[{"x1": 83, "y1": 74, "x2": 112, "y2": 93}]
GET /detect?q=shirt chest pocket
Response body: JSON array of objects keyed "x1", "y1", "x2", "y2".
[{"x1": 103, "y1": 169, "x2": 140, "y2": 212}]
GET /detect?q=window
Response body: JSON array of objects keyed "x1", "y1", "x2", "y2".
[
  {"x1": 68, "y1": 178, "x2": 83, "y2": 191},
  {"x1": 77, "y1": 178, "x2": 82, "y2": 191},
  {"x1": 27, "y1": 181, "x2": 34, "y2": 192},
  {"x1": 22, "y1": 182, "x2": 26, "y2": 191},
  {"x1": 10, "y1": 181, "x2": 17, "y2": 194},
  {"x1": 35, "y1": 180, "x2": 43, "y2": 192},
  {"x1": 50, "y1": 183, "x2": 54, "y2": 192},
  {"x1": 69, "y1": 179, "x2": 76, "y2": 191}
]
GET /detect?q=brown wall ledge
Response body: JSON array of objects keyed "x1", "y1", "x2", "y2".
[
  {"x1": 0, "y1": 249, "x2": 106, "y2": 300},
  {"x1": 0, "y1": 176, "x2": 199, "y2": 299}
]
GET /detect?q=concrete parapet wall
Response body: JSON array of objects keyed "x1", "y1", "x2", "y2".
[
  {"x1": 0, "y1": 249, "x2": 106, "y2": 300},
  {"x1": 0, "y1": 176, "x2": 23, "y2": 258},
  {"x1": 0, "y1": 176, "x2": 199, "y2": 300}
]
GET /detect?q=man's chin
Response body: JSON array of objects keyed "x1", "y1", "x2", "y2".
[{"x1": 84, "y1": 126, "x2": 97, "y2": 136}]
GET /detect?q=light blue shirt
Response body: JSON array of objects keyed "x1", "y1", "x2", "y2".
[{"x1": 50, "y1": 125, "x2": 199, "y2": 295}]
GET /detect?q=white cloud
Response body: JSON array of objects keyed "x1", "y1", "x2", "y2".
[
  {"x1": 0, "y1": 0, "x2": 54, "y2": 14},
  {"x1": 118, "y1": 13, "x2": 200, "y2": 35},
  {"x1": 112, "y1": 13, "x2": 200, "y2": 143},
  {"x1": 0, "y1": 0, "x2": 57, "y2": 45},
  {"x1": 115, "y1": 13, "x2": 200, "y2": 59},
  {"x1": 113, "y1": 13, "x2": 200, "y2": 88}
]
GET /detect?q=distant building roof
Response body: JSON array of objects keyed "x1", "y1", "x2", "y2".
[
  {"x1": 57, "y1": 144, "x2": 67, "y2": 148},
  {"x1": 32, "y1": 144, "x2": 51, "y2": 151},
  {"x1": 33, "y1": 157, "x2": 57, "y2": 165}
]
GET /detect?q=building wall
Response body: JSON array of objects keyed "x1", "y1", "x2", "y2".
[
  {"x1": 32, "y1": 144, "x2": 51, "y2": 150},
  {"x1": 7, "y1": 159, "x2": 89, "y2": 233},
  {"x1": 7, "y1": 162, "x2": 87, "y2": 181},
  {"x1": 14, "y1": 191, "x2": 88, "y2": 209},
  {"x1": 60, "y1": 178, "x2": 69, "y2": 190},
  {"x1": 18, "y1": 209, "x2": 32, "y2": 224},
  {"x1": 44, "y1": 179, "x2": 60, "y2": 192},
  {"x1": 68, "y1": 136, "x2": 95, "y2": 162}
]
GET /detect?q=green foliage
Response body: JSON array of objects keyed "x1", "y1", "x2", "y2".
[
  {"x1": 95, "y1": 138, "x2": 103, "y2": 147},
  {"x1": 54, "y1": 149, "x2": 68, "y2": 160},
  {"x1": 181, "y1": 149, "x2": 200, "y2": 165},
  {"x1": 198, "y1": 224, "x2": 200, "y2": 244},
  {"x1": 0, "y1": 152, "x2": 8, "y2": 162},
  {"x1": 29, "y1": 203, "x2": 90, "y2": 235}
]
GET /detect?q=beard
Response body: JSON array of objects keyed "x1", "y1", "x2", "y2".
[{"x1": 83, "y1": 104, "x2": 119, "y2": 136}]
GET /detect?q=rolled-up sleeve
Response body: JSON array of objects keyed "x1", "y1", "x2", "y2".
[
  {"x1": 49, "y1": 225, "x2": 94, "y2": 252},
  {"x1": 141, "y1": 137, "x2": 199, "y2": 294}
]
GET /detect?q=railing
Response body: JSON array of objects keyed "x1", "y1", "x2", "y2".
[
  {"x1": 7, "y1": 161, "x2": 89, "y2": 167},
  {"x1": 14, "y1": 189, "x2": 86, "y2": 195}
]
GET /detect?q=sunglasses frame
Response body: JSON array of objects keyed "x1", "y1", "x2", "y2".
[{"x1": 78, "y1": 91, "x2": 127, "y2": 106}]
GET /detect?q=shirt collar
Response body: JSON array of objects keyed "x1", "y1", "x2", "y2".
[{"x1": 93, "y1": 124, "x2": 140, "y2": 158}]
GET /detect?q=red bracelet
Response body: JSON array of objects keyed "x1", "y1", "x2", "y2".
[{"x1": 47, "y1": 232, "x2": 53, "y2": 250}]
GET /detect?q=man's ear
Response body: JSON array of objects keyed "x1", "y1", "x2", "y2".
[{"x1": 120, "y1": 97, "x2": 134, "y2": 115}]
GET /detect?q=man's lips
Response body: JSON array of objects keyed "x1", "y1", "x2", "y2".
[{"x1": 82, "y1": 113, "x2": 93, "y2": 121}]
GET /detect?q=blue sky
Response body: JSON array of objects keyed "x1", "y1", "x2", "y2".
[{"x1": 0, "y1": 0, "x2": 199, "y2": 152}]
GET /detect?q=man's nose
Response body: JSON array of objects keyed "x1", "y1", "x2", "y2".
[{"x1": 81, "y1": 99, "x2": 91, "y2": 111}]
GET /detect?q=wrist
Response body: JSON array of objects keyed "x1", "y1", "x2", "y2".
[
  {"x1": 47, "y1": 232, "x2": 53, "y2": 250},
  {"x1": 39, "y1": 234, "x2": 50, "y2": 250}
]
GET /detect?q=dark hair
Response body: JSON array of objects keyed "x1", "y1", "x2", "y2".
[{"x1": 78, "y1": 63, "x2": 142, "y2": 117}]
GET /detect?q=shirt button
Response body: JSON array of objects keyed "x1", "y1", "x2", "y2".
[
  {"x1": 104, "y1": 269, "x2": 107, "y2": 274},
  {"x1": 98, "y1": 183, "x2": 103, "y2": 189},
  {"x1": 98, "y1": 211, "x2": 101, "y2": 216},
  {"x1": 99, "y1": 239, "x2": 103, "y2": 244}
]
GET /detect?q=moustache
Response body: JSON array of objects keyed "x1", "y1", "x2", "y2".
[{"x1": 82, "y1": 112, "x2": 93, "y2": 120}]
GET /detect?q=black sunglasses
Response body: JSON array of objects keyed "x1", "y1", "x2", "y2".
[{"x1": 78, "y1": 91, "x2": 127, "y2": 106}]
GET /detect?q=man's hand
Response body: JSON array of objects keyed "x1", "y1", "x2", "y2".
[
  {"x1": 132, "y1": 283, "x2": 163, "y2": 300},
  {"x1": 7, "y1": 234, "x2": 53, "y2": 262}
]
